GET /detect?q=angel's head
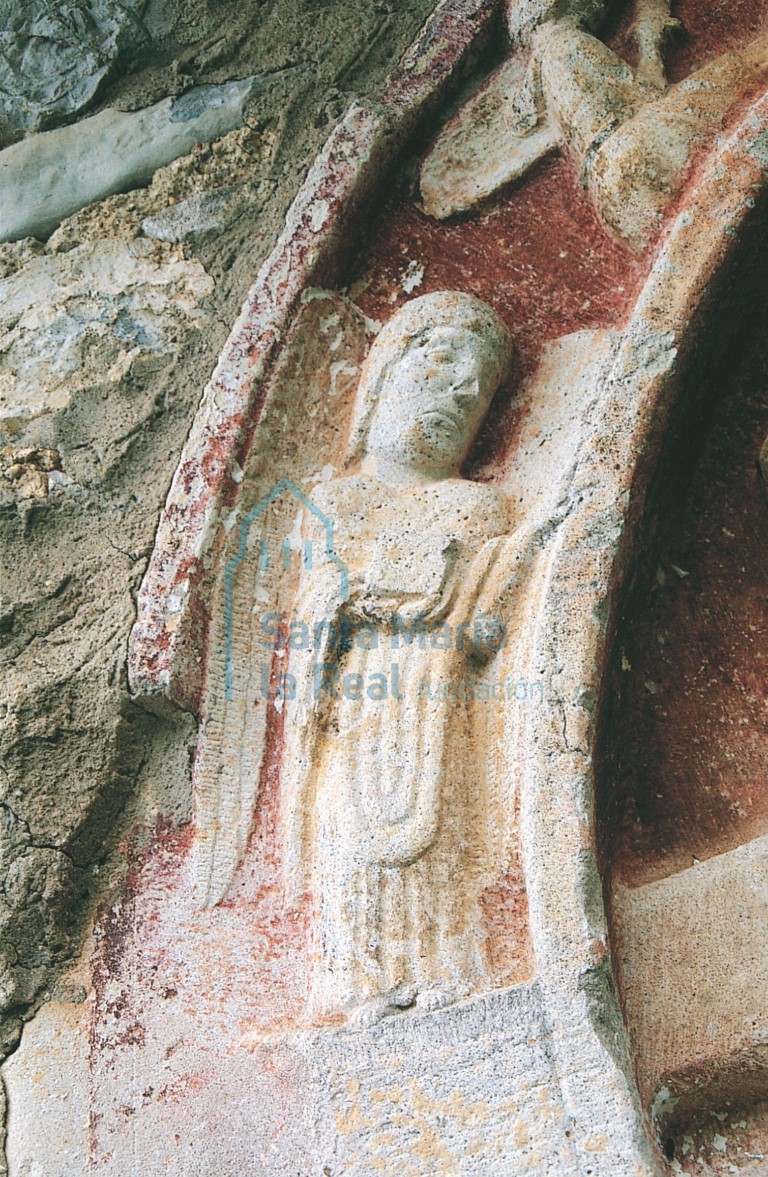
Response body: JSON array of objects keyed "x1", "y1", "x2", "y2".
[{"x1": 346, "y1": 291, "x2": 512, "y2": 477}]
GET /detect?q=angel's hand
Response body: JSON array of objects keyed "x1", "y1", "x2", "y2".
[
  {"x1": 633, "y1": 1, "x2": 681, "y2": 90},
  {"x1": 359, "y1": 589, "x2": 441, "y2": 620},
  {"x1": 294, "y1": 563, "x2": 363, "y2": 631}
]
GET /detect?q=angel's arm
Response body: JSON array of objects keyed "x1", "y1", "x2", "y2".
[
  {"x1": 460, "y1": 524, "x2": 550, "y2": 877},
  {"x1": 449, "y1": 523, "x2": 545, "y2": 666},
  {"x1": 633, "y1": 0, "x2": 680, "y2": 91}
]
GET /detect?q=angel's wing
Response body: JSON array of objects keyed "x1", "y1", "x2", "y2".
[
  {"x1": 420, "y1": 50, "x2": 558, "y2": 221},
  {"x1": 193, "y1": 695, "x2": 263, "y2": 909},
  {"x1": 192, "y1": 292, "x2": 371, "y2": 908},
  {"x1": 419, "y1": 0, "x2": 619, "y2": 221}
]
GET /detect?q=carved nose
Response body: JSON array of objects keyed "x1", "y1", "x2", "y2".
[{"x1": 451, "y1": 384, "x2": 479, "y2": 409}]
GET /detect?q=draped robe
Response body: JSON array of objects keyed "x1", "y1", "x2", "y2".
[{"x1": 281, "y1": 473, "x2": 528, "y2": 1015}]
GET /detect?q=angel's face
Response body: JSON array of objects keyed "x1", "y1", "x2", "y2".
[{"x1": 365, "y1": 326, "x2": 498, "y2": 473}]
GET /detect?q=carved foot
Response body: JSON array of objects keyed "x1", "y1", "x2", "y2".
[
  {"x1": 347, "y1": 985, "x2": 417, "y2": 1028},
  {"x1": 415, "y1": 983, "x2": 469, "y2": 1013},
  {"x1": 419, "y1": 46, "x2": 559, "y2": 220},
  {"x1": 348, "y1": 983, "x2": 469, "y2": 1026},
  {"x1": 348, "y1": 997, "x2": 399, "y2": 1029}
]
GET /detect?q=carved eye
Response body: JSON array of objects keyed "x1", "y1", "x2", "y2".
[{"x1": 426, "y1": 347, "x2": 454, "y2": 363}]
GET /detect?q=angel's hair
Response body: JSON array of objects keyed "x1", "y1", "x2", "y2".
[{"x1": 345, "y1": 291, "x2": 512, "y2": 468}]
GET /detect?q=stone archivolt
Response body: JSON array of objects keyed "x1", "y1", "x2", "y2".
[
  {"x1": 5, "y1": 1, "x2": 767, "y2": 1174},
  {"x1": 124, "y1": 4, "x2": 768, "y2": 1172}
]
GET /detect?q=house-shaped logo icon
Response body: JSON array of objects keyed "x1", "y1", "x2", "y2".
[{"x1": 223, "y1": 477, "x2": 349, "y2": 700}]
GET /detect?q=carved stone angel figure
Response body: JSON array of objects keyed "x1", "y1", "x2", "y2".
[
  {"x1": 421, "y1": 0, "x2": 768, "y2": 253},
  {"x1": 280, "y1": 292, "x2": 537, "y2": 1026}
]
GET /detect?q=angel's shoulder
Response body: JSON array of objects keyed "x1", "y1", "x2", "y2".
[
  {"x1": 461, "y1": 479, "x2": 510, "y2": 512},
  {"x1": 304, "y1": 473, "x2": 385, "y2": 516}
]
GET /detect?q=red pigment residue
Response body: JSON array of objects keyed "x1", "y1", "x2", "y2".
[
  {"x1": 353, "y1": 157, "x2": 647, "y2": 474},
  {"x1": 107, "y1": 2, "x2": 768, "y2": 1050},
  {"x1": 670, "y1": 1099, "x2": 768, "y2": 1175},
  {"x1": 668, "y1": 0, "x2": 768, "y2": 81},
  {"x1": 355, "y1": 155, "x2": 645, "y2": 371},
  {"x1": 605, "y1": 0, "x2": 768, "y2": 81},
  {"x1": 480, "y1": 862, "x2": 535, "y2": 987},
  {"x1": 87, "y1": 799, "x2": 310, "y2": 1080},
  {"x1": 601, "y1": 304, "x2": 768, "y2": 889},
  {"x1": 86, "y1": 798, "x2": 315, "y2": 1164},
  {"x1": 346, "y1": 133, "x2": 645, "y2": 947},
  {"x1": 383, "y1": 0, "x2": 495, "y2": 109}
]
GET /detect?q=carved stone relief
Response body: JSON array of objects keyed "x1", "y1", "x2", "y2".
[
  {"x1": 262, "y1": 295, "x2": 531, "y2": 1023},
  {"x1": 421, "y1": 1, "x2": 768, "y2": 253},
  {"x1": 119, "y1": 3, "x2": 768, "y2": 1169},
  {"x1": 5, "y1": 0, "x2": 768, "y2": 1173}
]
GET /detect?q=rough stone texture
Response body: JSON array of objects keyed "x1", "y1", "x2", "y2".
[
  {"x1": 194, "y1": 292, "x2": 531, "y2": 1025},
  {"x1": 118, "y1": 5, "x2": 768, "y2": 1174},
  {"x1": 504, "y1": 0, "x2": 612, "y2": 48},
  {"x1": 3, "y1": 984, "x2": 90, "y2": 1173},
  {"x1": 5, "y1": 976, "x2": 579, "y2": 1175},
  {"x1": 596, "y1": 160, "x2": 768, "y2": 1170},
  {"x1": 0, "y1": 77, "x2": 258, "y2": 242},
  {"x1": 4, "y1": 0, "x2": 768, "y2": 1174},
  {"x1": 0, "y1": 0, "x2": 149, "y2": 147},
  {"x1": 0, "y1": 0, "x2": 441, "y2": 1148},
  {"x1": 418, "y1": 51, "x2": 560, "y2": 221},
  {"x1": 40, "y1": 117, "x2": 277, "y2": 255},
  {"x1": 615, "y1": 835, "x2": 768, "y2": 1129},
  {"x1": 1, "y1": 0, "x2": 400, "y2": 152},
  {"x1": 128, "y1": 0, "x2": 502, "y2": 710},
  {"x1": 420, "y1": 4, "x2": 768, "y2": 253},
  {"x1": 599, "y1": 220, "x2": 768, "y2": 887},
  {"x1": 141, "y1": 184, "x2": 255, "y2": 243},
  {"x1": 0, "y1": 239, "x2": 213, "y2": 435}
]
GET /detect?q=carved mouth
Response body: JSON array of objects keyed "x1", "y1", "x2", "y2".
[{"x1": 421, "y1": 409, "x2": 460, "y2": 430}]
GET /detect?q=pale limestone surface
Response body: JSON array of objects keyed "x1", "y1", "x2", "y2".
[
  {"x1": 195, "y1": 291, "x2": 533, "y2": 1026},
  {"x1": 2, "y1": 285, "x2": 653, "y2": 1174},
  {"x1": 193, "y1": 289, "x2": 373, "y2": 909},
  {"x1": 17, "y1": 79, "x2": 768, "y2": 1177},
  {"x1": 4, "y1": 2, "x2": 768, "y2": 1174},
  {"x1": 280, "y1": 296, "x2": 524, "y2": 1023},
  {"x1": 616, "y1": 834, "x2": 768, "y2": 1129},
  {"x1": 0, "y1": 5, "x2": 443, "y2": 1171},
  {"x1": 141, "y1": 185, "x2": 256, "y2": 244},
  {"x1": 417, "y1": 51, "x2": 559, "y2": 221},
  {"x1": 116, "y1": 273, "x2": 651, "y2": 1173},
  {"x1": 0, "y1": 77, "x2": 258, "y2": 243},
  {"x1": 421, "y1": 5, "x2": 768, "y2": 252},
  {"x1": 4, "y1": 977, "x2": 577, "y2": 1176},
  {"x1": 505, "y1": 0, "x2": 610, "y2": 48},
  {"x1": 3, "y1": 987, "x2": 91, "y2": 1175},
  {"x1": 119, "y1": 55, "x2": 768, "y2": 1177},
  {"x1": 0, "y1": 239, "x2": 212, "y2": 434}
]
